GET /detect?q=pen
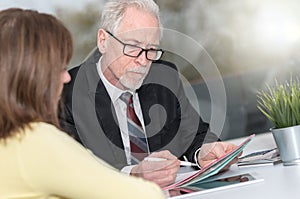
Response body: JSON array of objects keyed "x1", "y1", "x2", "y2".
[{"x1": 144, "y1": 157, "x2": 198, "y2": 167}]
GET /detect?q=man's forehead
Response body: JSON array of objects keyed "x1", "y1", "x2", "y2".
[
  {"x1": 117, "y1": 28, "x2": 160, "y2": 44},
  {"x1": 115, "y1": 6, "x2": 160, "y2": 43}
]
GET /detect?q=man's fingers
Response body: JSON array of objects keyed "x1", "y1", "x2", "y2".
[
  {"x1": 212, "y1": 143, "x2": 227, "y2": 158},
  {"x1": 223, "y1": 143, "x2": 238, "y2": 153},
  {"x1": 149, "y1": 150, "x2": 178, "y2": 160},
  {"x1": 198, "y1": 142, "x2": 240, "y2": 169},
  {"x1": 143, "y1": 167, "x2": 178, "y2": 187},
  {"x1": 140, "y1": 159, "x2": 179, "y2": 172},
  {"x1": 200, "y1": 142, "x2": 225, "y2": 160}
]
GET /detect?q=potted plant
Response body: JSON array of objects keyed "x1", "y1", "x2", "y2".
[{"x1": 257, "y1": 78, "x2": 300, "y2": 166}]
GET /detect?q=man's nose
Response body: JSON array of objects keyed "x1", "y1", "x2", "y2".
[{"x1": 135, "y1": 50, "x2": 149, "y2": 66}]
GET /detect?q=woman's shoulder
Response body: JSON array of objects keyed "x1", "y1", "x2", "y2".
[
  {"x1": 26, "y1": 122, "x2": 62, "y2": 135},
  {"x1": 18, "y1": 122, "x2": 85, "y2": 160},
  {"x1": 23, "y1": 122, "x2": 72, "y2": 144}
]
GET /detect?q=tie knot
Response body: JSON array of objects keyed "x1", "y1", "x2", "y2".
[{"x1": 120, "y1": 92, "x2": 132, "y2": 105}]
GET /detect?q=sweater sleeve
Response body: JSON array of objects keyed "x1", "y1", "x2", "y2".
[{"x1": 17, "y1": 123, "x2": 165, "y2": 199}]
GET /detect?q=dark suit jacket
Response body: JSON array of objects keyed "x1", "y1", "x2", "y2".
[{"x1": 60, "y1": 49, "x2": 215, "y2": 169}]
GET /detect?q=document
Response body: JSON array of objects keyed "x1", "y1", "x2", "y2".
[
  {"x1": 237, "y1": 148, "x2": 281, "y2": 167},
  {"x1": 163, "y1": 134, "x2": 255, "y2": 190}
]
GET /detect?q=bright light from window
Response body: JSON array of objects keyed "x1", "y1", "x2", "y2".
[{"x1": 254, "y1": 3, "x2": 300, "y2": 52}]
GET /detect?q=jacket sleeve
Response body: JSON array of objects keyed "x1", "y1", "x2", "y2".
[{"x1": 145, "y1": 60, "x2": 219, "y2": 163}]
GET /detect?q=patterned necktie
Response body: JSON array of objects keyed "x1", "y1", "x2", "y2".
[{"x1": 120, "y1": 92, "x2": 149, "y2": 164}]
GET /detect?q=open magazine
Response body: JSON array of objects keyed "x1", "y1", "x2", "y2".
[{"x1": 163, "y1": 134, "x2": 255, "y2": 190}]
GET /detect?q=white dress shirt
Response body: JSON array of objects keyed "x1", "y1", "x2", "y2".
[{"x1": 97, "y1": 59, "x2": 149, "y2": 173}]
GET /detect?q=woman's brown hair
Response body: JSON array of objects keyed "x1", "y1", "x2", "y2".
[{"x1": 0, "y1": 8, "x2": 73, "y2": 139}]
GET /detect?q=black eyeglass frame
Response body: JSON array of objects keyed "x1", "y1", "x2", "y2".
[{"x1": 105, "y1": 30, "x2": 164, "y2": 61}]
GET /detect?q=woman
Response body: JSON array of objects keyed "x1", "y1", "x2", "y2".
[{"x1": 0, "y1": 8, "x2": 165, "y2": 199}]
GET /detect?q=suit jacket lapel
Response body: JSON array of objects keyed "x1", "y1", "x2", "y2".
[
  {"x1": 139, "y1": 84, "x2": 163, "y2": 152},
  {"x1": 84, "y1": 49, "x2": 126, "y2": 165},
  {"x1": 93, "y1": 81, "x2": 124, "y2": 150}
]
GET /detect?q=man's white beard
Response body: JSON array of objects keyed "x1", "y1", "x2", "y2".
[{"x1": 119, "y1": 75, "x2": 145, "y2": 91}]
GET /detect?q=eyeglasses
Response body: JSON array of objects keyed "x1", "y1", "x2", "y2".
[{"x1": 106, "y1": 30, "x2": 164, "y2": 61}]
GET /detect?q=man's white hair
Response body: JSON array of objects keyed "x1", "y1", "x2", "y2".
[{"x1": 100, "y1": 0, "x2": 163, "y2": 39}]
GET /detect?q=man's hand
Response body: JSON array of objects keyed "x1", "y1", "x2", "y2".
[
  {"x1": 198, "y1": 142, "x2": 241, "y2": 170},
  {"x1": 131, "y1": 150, "x2": 180, "y2": 188}
]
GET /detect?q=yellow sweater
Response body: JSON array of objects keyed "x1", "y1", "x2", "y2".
[{"x1": 0, "y1": 122, "x2": 165, "y2": 199}]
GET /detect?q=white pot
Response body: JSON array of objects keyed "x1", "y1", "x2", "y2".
[{"x1": 271, "y1": 125, "x2": 300, "y2": 166}]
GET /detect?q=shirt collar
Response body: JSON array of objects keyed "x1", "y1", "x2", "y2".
[{"x1": 97, "y1": 58, "x2": 134, "y2": 102}]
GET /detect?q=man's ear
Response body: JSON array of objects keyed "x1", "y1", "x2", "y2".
[{"x1": 97, "y1": 29, "x2": 108, "y2": 53}]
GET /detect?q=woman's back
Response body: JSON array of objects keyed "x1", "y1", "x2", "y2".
[{"x1": 0, "y1": 122, "x2": 164, "y2": 199}]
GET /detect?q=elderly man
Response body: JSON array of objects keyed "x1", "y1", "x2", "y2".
[{"x1": 60, "y1": 0, "x2": 238, "y2": 188}]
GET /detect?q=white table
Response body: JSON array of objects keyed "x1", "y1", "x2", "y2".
[{"x1": 175, "y1": 133, "x2": 300, "y2": 199}]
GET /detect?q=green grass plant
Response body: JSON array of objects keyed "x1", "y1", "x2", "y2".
[{"x1": 257, "y1": 78, "x2": 300, "y2": 129}]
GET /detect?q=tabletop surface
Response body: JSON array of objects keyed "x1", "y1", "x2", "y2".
[{"x1": 170, "y1": 132, "x2": 300, "y2": 199}]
